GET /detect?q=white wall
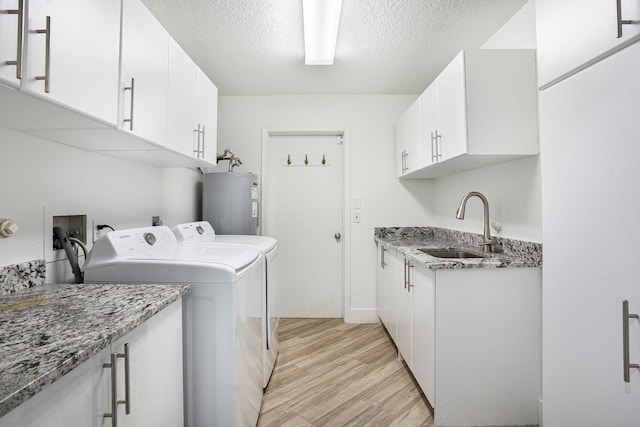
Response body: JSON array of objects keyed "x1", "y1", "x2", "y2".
[
  {"x1": 218, "y1": 95, "x2": 435, "y2": 320},
  {"x1": 0, "y1": 126, "x2": 170, "y2": 281}
]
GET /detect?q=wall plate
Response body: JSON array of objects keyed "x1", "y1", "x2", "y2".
[{"x1": 44, "y1": 205, "x2": 93, "y2": 263}]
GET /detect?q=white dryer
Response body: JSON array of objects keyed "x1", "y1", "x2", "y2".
[
  {"x1": 172, "y1": 221, "x2": 279, "y2": 389},
  {"x1": 84, "y1": 226, "x2": 264, "y2": 427}
]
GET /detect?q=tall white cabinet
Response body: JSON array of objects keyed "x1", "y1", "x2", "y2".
[
  {"x1": 536, "y1": 0, "x2": 640, "y2": 87},
  {"x1": 538, "y1": 1, "x2": 640, "y2": 425}
]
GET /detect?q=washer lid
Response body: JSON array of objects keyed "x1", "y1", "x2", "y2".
[
  {"x1": 85, "y1": 226, "x2": 261, "y2": 282},
  {"x1": 173, "y1": 221, "x2": 277, "y2": 253}
]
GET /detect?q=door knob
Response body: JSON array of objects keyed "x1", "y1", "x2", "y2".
[{"x1": 334, "y1": 233, "x2": 341, "y2": 241}]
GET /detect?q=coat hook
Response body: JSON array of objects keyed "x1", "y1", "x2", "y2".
[
  {"x1": 322, "y1": 154, "x2": 326, "y2": 165},
  {"x1": 287, "y1": 154, "x2": 291, "y2": 165},
  {"x1": 304, "y1": 154, "x2": 309, "y2": 165}
]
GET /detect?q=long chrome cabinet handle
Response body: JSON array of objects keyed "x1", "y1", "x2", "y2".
[
  {"x1": 123, "y1": 343, "x2": 131, "y2": 414},
  {"x1": 103, "y1": 344, "x2": 131, "y2": 426},
  {"x1": 123, "y1": 78, "x2": 135, "y2": 130},
  {"x1": 432, "y1": 130, "x2": 442, "y2": 162},
  {"x1": 193, "y1": 124, "x2": 205, "y2": 158},
  {"x1": 201, "y1": 125, "x2": 206, "y2": 158},
  {"x1": 403, "y1": 259, "x2": 407, "y2": 289},
  {"x1": 103, "y1": 352, "x2": 119, "y2": 427},
  {"x1": 623, "y1": 300, "x2": 640, "y2": 382},
  {"x1": 407, "y1": 261, "x2": 414, "y2": 291},
  {"x1": 380, "y1": 246, "x2": 386, "y2": 268},
  {"x1": 4, "y1": 0, "x2": 24, "y2": 79},
  {"x1": 616, "y1": 0, "x2": 633, "y2": 38},
  {"x1": 35, "y1": 16, "x2": 51, "y2": 93},
  {"x1": 193, "y1": 124, "x2": 201, "y2": 158}
]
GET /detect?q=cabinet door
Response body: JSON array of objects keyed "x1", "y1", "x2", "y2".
[
  {"x1": 167, "y1": 38, "x2": 199, "y2": 157},
  {"x1": 384, "y1": 251, "x2": 403, "y2": 342},
  {"x1": 540, "y1": 42, "x2": 640, "y2": 426},
  {"x1": 376, "y1": 245, "x2": 390, "y2": 327},
  {"x1": 196, "y1": 70, "x2": 218, "y2": 163},
  {"x1": 377, "y1": 246, "x2": 396, "y2": 338},
  {"x1": 4, "y1": 347, "x2": 111, "y2": 427},
  {"x1": 111, "y1": 322, "x2": 149, "y2": 427},
  {"x1": 437, "y1": 51, "x2": 468, "y2": 162},
  {"x1": 145, "y1": 300, "x2": 184, "y2": 427},
  {"x1": 404, "y1": 99, "x2": 421, "y2": 173},
  {"x1": 419, "y1": 82, "x2": 438, "y2": 165},
  {"x1": 0, "y1": 0, "x2": 22, "y2": 88},
  {"x1": 395, "y1": 112, "x2": 407, "y2": 177},
  {"x1": 120, "y1": 0, "x2": 170, "y2": 146},
  {"x1": 396, "y1": 258, "x2": 412, "y2": 364},
  {"x1": 24, "y1": 0, "x2": 120, "y2": 124},
  {"x1": 536, "y1": 0, "x2": 640, "y2": 87},
  {"x1": 411, "y1": 265, "x2": 435, "y2": 405}
]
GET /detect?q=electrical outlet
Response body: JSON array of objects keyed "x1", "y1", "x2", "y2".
[{"x1": 353, "y1": 209, "x2": 361, "y2": 223}]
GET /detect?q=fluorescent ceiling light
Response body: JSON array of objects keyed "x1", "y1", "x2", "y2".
[{"x1": 303, "y1": 0, "x2": 342, "y2": 65}]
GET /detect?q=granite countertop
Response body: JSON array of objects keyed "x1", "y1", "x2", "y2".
[
  {"x1": 375, "y1": 226, "x2": 542, "y2": 270},
  {"x1": 0, "y1": 283, "x2": 190, "y2": 418}
]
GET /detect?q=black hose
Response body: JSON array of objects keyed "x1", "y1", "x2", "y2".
[{"x1": 53, "y1": 226, "x2": 83, "y2": 284}]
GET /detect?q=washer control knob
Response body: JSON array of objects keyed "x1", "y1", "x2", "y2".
[
  {"x1": 196, "y1": 225, "x2": 204, "y2": 235},
  {"x1": 143, "y1": 232, "x2": 157, "y2": 245}
]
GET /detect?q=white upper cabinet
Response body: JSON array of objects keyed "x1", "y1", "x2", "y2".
[
  {"x1": 119, "y1": 0, "x2": 170, "y2": 146},
  {"x1": 395, "y1": 98, "x2": 420, "y2": 177},
  {"x1": 418, "y1": 82, "x2": 438, "y2": 165},
  {"x1": 24, "y1": 0, "x2": 121, "y2": 124},
  {"x1": 436, "y1": 52, "x2": 467, "y2": 162},
  {"x1": 196, "y1": 70, "x2": 218, "y2": 163},
  {"x1": 167, "y1": 38, "x2": 218, "y2": 163},
  {"x1": 536, "y1": 0, "x2": 640, "y2": 88},
  {"x1": 167, "y1": 39, "x2": 200, "y2": 157},
  {"x1": 0, "y1": 0, "x2": 23, "y2": 88},
  {"x1": 395, "y1": 112, "x2": 407, "y2": 176},
  {"x1": 401, "y1": 49, "x2": 539, "y2": 179}
]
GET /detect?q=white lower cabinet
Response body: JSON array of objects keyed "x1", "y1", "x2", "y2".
[
  {"x1": 0, "y1": 300, "x2": 183, "y2": 427},
  {"x1": 377, "y1": 248, "x2": 541, "y2": 426},
  {"x1": 376, "y1": 244, "x2": 399, "y2": 342},
  {"x1": 409, "y1": 265, "x2": 436, "y2": 405}
]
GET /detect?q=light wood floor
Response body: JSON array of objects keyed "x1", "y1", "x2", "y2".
[{"x1": 257, "y1": 318, "x2": 435, "y2": 426}]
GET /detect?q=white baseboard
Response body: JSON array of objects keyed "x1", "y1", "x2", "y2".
[{"x1": 344, "y1": 308, "x2": 379, "y2": 324}]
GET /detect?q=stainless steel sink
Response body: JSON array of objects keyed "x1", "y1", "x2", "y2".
[{"x1": 418, "y1": 248, "x2": 485, "y2": 259}]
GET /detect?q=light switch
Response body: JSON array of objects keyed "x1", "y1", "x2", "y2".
[{"x1": 353, "y1": 209, "x2": 361, "y2": 223}]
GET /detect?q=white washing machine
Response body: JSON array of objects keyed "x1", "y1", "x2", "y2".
[
  {"x1": 172, "y1": 221, "x2": 279, "y2": 389},
  {"x1": 84, "y1": 226, "x2": 264, "y2": 427}
]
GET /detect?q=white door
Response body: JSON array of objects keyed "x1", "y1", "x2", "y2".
[
  {"x1": 268, "y1": 134, "x2": 343, "y2": 318},
  {"x1": 540, "y1": 41, "x2": 640, "y2": 425}
]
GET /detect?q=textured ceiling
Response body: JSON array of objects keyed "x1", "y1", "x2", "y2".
[{"x1": 140, "y1": 0, "x2": 528, "y2": 95}]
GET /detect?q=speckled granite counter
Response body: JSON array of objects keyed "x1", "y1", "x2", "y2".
[
  {"x1": 0, "y1": 260, "x2": 46, "y2": 295},
  {"x1": 375, "y1": 226, "x2": 542, "y2": 269},
  {"x1": 0, "y1": 283, "x2": 190, "y2": 418}
]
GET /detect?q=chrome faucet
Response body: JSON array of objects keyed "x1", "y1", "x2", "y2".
[{"x1": 456, "y1": 191, "x2": 498, "y2": 253}]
